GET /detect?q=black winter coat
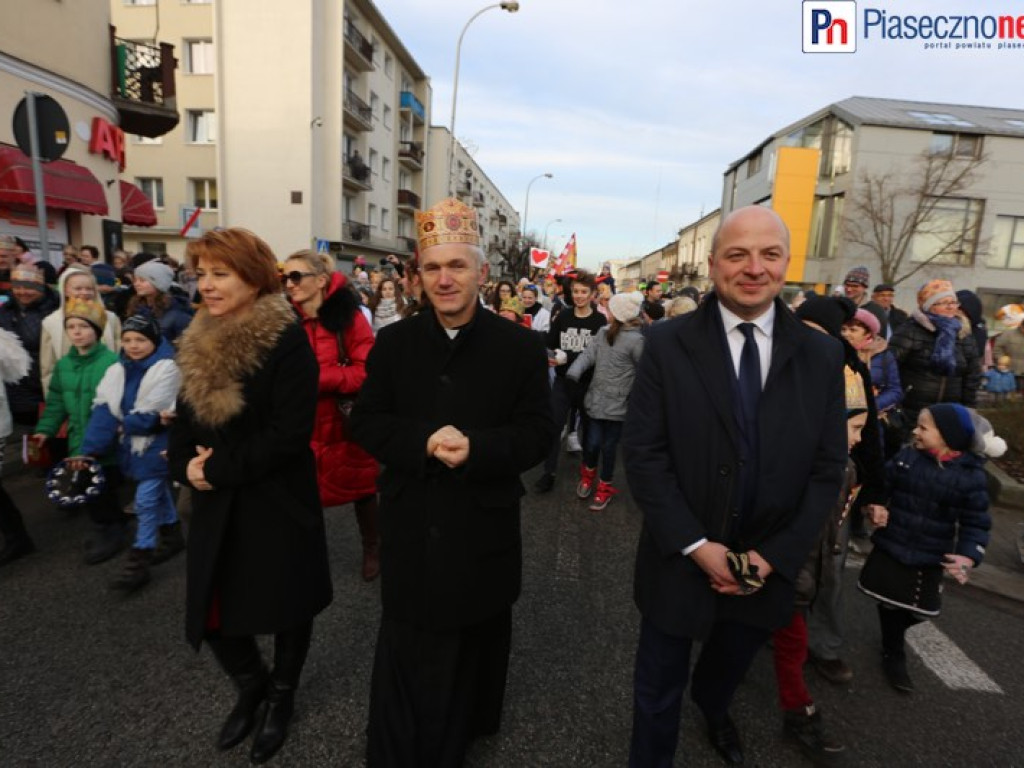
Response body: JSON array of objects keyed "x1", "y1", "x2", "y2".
[
  {"x1": 623, "y1": 296, "x2": 848, "y2": 640},
  {"x1": 0, "y1": 289, "x2": 60, "y2": 418},
  {"x1": 872, "y1": 446, "x2": 990, "y2": 567},
  {"x1": 168, "y1": 295, "x2": 332, "y2": 648},
  {"x1": 349, "y1": 307, "x2": 555, "y2": 631},
  {"x1": 888, "y1": 310, "x2": 981, "y2": 422}
]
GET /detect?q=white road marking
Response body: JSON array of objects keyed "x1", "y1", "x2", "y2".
[{"x1": 907, "y1": 622, "x2": 1003, "y2": 693}]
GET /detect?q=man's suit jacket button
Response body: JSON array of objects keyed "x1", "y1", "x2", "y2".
[{"x1": 718, "y1": 465, "x2": 731, "y2": 476}]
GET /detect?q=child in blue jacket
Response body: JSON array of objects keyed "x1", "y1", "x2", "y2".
[
  {"x1": 857, "y1": 403, "x2": 1003, "y2": 693},
  {"x1": 81, "y1": 315, "x2": 182, "y2": 591}
]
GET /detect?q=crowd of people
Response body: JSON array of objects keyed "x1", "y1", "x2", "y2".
[{"x1": 0, "y1": 201, "x2": 1016, "y2": 767}]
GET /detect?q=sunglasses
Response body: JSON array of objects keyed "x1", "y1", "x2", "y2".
[{"x1": 281, "y1": 271, "x2": 316, "y2": 285}]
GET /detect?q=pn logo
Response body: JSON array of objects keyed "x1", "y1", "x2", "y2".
[{"x1": 803, "y1": 1, "x2": 857, "y2": 53}]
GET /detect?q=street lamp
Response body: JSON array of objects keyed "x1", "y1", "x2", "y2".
[
  {"x1": 447, "y1": 1, "x2": 520, "y2": 197},
  {"x1": 543, "y1": 218, "x2": 563, "y2": 251},
  {"x1": 521, "y1": 172, "x2": 552, "y2": 247}
]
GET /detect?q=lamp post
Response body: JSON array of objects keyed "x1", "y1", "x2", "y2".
[
  {"x1": 543, "y1": 218, "x2": 562, "y2": 251},
  {"x1": 521, "y1": 171, "x2": 552, "y2": 248},
  {"x1": 447, "y1": 1, "x2": 520, "y2": 197}
]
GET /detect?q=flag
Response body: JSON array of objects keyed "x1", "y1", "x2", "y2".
[
  {"x1": 552, "y1": 233, "x2": 577, "y2": 275},
  {"x1": 530, "y1": 247, "x2": 550, "y2": 270}
]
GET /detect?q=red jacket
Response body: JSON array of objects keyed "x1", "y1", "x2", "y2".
[{"x1": 293, "y1": 272, "x2": 378, "y2": 506}]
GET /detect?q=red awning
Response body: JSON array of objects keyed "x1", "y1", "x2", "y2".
[
  {"x1": 0, "y1": 146, "x2": 108, "y2": 216},
  {"x1": 119, "y1": 180, "x2": 157, "y2": 227}
]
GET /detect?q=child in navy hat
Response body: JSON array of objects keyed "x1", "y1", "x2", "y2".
[{"x1": 857, "y1": 403, "x2": 1004, "y2": 693}]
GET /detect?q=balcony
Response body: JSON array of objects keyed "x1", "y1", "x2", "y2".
[
  {"x1": 343, "y1": 18, "x2": 375, "y2": 72},
  {"x1": 343, "y1": 154, "x2": 372, "y2": 191},
  {"x1": 399, "y1": 235, "x2": 417, "y2": 254},
  {"x1": 344, "y1": 89, "x2": 373, "y2": 131},
  {"x1": 110, "y1": 27, "x2": 179, "y2": 138},
  {"x1": 397, "y1": 189, "x2": 420, "y2": 212},
  {"x1": 471, "y1": 191, "x2": 485, "y2": 208},
  {"x1": 344, "y1": 219, "x2": 371, "y2": 243},
  {"x1": 398, "y1": 141, "x2": 424, "y2": 170},
  {"x1": 399, "y1": 91, "x2": 425, "y2": 125}
]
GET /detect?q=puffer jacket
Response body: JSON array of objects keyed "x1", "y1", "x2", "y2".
[
  {"x1": 292, "y1": 272, "x2": 379, "y2": 507},
  {"x1": 0, "y1": 288, "x2": 60, "y2": 419},
  {"x1": 866, "y1": 338, "x2": 903, "y2": 413},
  {"x1": 888, "y1": 310, "x2": 981, "y2": 420},
  {"x1": 566, "y1": 323, "x2": 644, "y2": 421},
  {"x1": 872, "y1": 445, "x2": 990, "y2": 567},
  {"x1": 34, "y1": 342, "x2": 119, "y2": 461},
  {"x1": 131, "y1": 293, "x2": 193, "y2": 344}
]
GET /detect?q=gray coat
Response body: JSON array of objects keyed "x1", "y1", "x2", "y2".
[{"x1": 567, "y1": 324, "x2": 644, "y2": 420}]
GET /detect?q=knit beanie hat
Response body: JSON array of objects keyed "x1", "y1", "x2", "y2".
[
  {"x1": 134, "y1": 261, "x2": 174, "y2": 294},
  {"x1": 795, "y1": 294, "x2": 856, "y2": 339},
  {"x1": 917, "y1": 279, "x2": 956, "y2": 312},
  {"x1": 873, "y1": 283, "x2": 894, "y2": 294},
  {"x1": 64, "y1": 298, "x2": 107, "y2": 336},
  {"x1": 610, "y1": 291, "x2": 644, "y2": 323},
  {"x1": 122, "y1": 314, "x2": 162, "y2": 347},
  {"x1": 844, "y1": 266, "x2": 870, "y2": 287},
  {"x1": 850, "y1": 308, "x2": 880, "y2": 337},
  {"x1": 927, "y1": 403, "x2": 1007, "y2": 457}
]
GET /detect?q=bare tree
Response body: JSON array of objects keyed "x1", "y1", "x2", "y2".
[{"x1": 844, "y1": 149, "x2": 987, "y2": 286}]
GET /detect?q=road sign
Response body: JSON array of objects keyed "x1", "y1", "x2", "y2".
[
  {"x1": 656, "y1": 270, "x2": 670, "y2": 282},
  {"x1": 12, "y1": 95, "x2": 69, "y2": 162}
]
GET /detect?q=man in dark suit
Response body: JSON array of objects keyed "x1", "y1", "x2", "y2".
[
  {"x1": 871, "y1": 283, "x2": 909, "y2": 339},
  {"x1": 623, "y1": 206, "x2": 848, "y2": 767},
  {"x1": 350, "y1": 197, "x2": 554, "y2": 768}
]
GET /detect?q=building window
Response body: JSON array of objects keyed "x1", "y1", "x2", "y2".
[
  {"x1": 746, "y1": 152, "x2": 762, "y2": 178},
  {"x1": 135, "y1": 177, "x2": 164, "y2": 209},
  {"x1": 183, "y1": 0, "x2": 213, "y2": 4},
  {"x1": 186, "y1": 110, "x2": 216, "y2": 143},
  {"x1": 906, "y1": 111, "x2": 974, "y2": 128},
  {"x1": 184, "y1": 39, "x2": 215, "y2": 74},
  {"x1": 140, "y1": 241, "x2": 168, "y2": 254},
  {"x1": 190, "y1": 178, "x2": 218, "y2": 210},
  {"x1": 368, "y1": 203, "x2": 378, "y2": 230},
  {"x1": 808, "y1": 194, "x2": 844, "y2": 260},
  {"x1": 124, "y1": 0, "x2": 156, "y2": 5},
  {"x1": 384, "y1": 53, "x2": 394, "y2": 78},
  {"x1": 910, "y1": 197, "x2": 983, "y2": 266},
  {"x1": 929, "y1": 132, "x2": 982, "y2": 159},
  {"x1": 383, "y1": 104, "x2": 392, "y2": 130},
  {"x1": 398, "y1": 170, "x2": 410, "y2": 190},
  {"x1": 382, "y1": 156, "x2": 391, "y2": 183},
  {"x1": 398, "y1": 215, "x2": 411, "y2": 238},
  {"x1": 132, "y1": 134, "x2": 162, "y2": 145},
  {"x1": 369, "y1": 149, "x2": 379, "y2": 175},
  {"x1": 370, "y1": 91, "x2": 380, "y2": 121},
  {"x1": 987, "y1": 215, "x2": 1024, "y2": 270},
  {"x1": 381, "y1": 208, "x2": 390, "y2": 232}
]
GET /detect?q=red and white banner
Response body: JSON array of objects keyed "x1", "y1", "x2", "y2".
[
  {"x1": 551, "y1": 233, "x2": 577, "y2": 275},
  {"x1": 530, "y1": 247, "x2": 550, "y2": 270}
]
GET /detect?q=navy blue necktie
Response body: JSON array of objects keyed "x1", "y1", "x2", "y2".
[{"x1": 737, "y1": 322, "x2": 761, "y2": 423}]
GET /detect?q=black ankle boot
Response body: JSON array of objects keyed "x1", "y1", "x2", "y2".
[
  {"x1": 207, "y1": 635, "x2": 269, "y2": 750},
  {"x1": 150, "y1": 521, "x2": 186, "y2": 565},
  {"x1": 249, "y1": 623, "x2": 313, "y2": 764}
]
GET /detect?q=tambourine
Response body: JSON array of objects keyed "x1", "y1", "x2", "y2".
[{"x1": 45, "y1": 458, "x2": 107, "y2": 509}]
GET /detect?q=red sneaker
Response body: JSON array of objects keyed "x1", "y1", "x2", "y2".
[
  {"x1": 589, "y1": 481, "x2": 619, "y2": 511},
  {"x1": 576, "y1": 465, "x2": 598, "y2": 499}
]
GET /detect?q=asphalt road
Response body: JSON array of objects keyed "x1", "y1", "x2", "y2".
[{"x1": 1, "y1": 462, "x2": 1022, "y2": 767}]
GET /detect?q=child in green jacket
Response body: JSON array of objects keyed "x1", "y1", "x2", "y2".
[{"x1": 33, "y1": 298, "x2": 126, "y2": 564}]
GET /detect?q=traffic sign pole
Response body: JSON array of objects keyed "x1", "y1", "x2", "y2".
[{"x1": 24, "y1": 92, "x2": 50, "y2": 270}]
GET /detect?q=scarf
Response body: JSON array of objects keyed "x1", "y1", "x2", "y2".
[
  {"x1": 374, "y1": 298, "x2": 400, "y2": 329},
  {"x1": 927, "y1": 312, "x2": 960, "y2": 376},
  {"x1": 93, "y1": 359, "x2": 181, "y2": 456}
]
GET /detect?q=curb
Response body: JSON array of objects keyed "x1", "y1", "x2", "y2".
[{"x1": 986, "y1": 462, "x2": 1024, "y2": 510}]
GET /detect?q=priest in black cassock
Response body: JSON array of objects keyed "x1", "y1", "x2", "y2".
[{"x1": 350, "y1": 197, "x2": 554, "y2": 768}]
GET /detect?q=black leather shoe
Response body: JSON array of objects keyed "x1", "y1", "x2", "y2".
[
  {"x1": 218, "y1": 673, "x2": 268, "y2": 750},
  {"x1": 882, "y1": 652, "x2": 914, "y2": 693},
  {"x1": 249, "y1": 684, "x2": 294, "y2": 764},
  {"x1": 533, "y1": 473, "x2": 555, "y2": 493},
  {"x1": 707, "y1": 714, "x2": 744, "y2": 765}
]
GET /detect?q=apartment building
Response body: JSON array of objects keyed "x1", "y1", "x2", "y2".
[
  {"x1": 673, "y1": 208, "x2": 719, "y2": 293},
  {"x1": 1, "y1": 0, "x2": 177, "y2": 263},
  {"x1": 111, "y1": 0, "x2": 432, "y2": 265},
  {"x1": 426, "y1": 127, "x2": 521, "y2": 277},
  {"x1": 722, "y1": 96, "x2": 1024, "y2": 318}
]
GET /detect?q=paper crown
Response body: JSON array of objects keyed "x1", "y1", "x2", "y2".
[
  {"x1": 416, "y1": 197, "x2": 480, "y2": 250},
  {"x1": 845, "y1": 365, "x2": 867, "y2": 412},
  {"x1": 65, "y1": 298, "x2": 108, "y2": 332},
  {"x1": 500, "y1": 296, "x2": 524, "y2": 318}
]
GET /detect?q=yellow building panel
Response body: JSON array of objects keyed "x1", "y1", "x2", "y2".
[{"x1": 771, "y1": 147, "x2": 820, "y2": 283}]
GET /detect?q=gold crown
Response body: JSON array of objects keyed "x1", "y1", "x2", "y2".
[
  {"x1": 416, "y1": 197, "x2": 480, "y2": 250},
  {"x1": 845, "y1": 365, "x2": 867, "y2": 412}
]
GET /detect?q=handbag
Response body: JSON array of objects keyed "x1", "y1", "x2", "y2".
[{"x1": 334, "y1": 330, "x2": 357, "y2": 423}]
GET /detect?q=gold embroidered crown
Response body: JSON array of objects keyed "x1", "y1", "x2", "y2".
[{"x1": 416, "y1": 197, "x2": 480, "y2": 250}]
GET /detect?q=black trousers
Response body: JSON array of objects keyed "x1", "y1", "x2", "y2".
[
  {"x1": 367, "y1": 609, "x2": 513, "y2": 768},
  {"x1": 629, "y1": 616, "x2": 771, "y2": 768}
]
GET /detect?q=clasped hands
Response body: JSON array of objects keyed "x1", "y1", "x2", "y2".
[
  {"x1": 691, "y1": 542, "x2": 773, "y2": 596},
  {"x1": 187, "y1": 445, "x2": 215, "y2": 491},
  {"x1": 426, "y1": 425, "x2": 470, "y2": 469}
]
